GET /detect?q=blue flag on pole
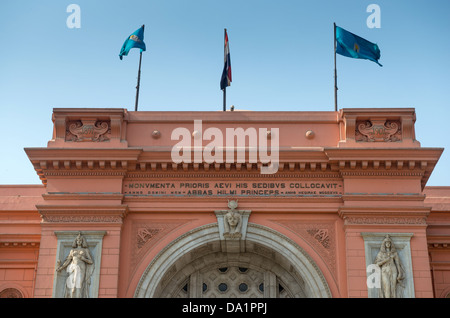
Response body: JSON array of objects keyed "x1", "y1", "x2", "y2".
[
  {"x1": 335, "y1": 25, "x2": 382, "y2": 66},
  {"x1": 119, "y1": 25, "x2": 146, "y2": 60}
]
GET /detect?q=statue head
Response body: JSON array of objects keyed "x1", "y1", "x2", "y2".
[
  {"x1": 72, "y1": 232, "x2": 88, "y2": 248},
  {"x1": 380, "y1": 234, "x2": 396, "y2": 253},
  {"x1": 226, "y1": 211, "x2": 241, "y2": 227}
]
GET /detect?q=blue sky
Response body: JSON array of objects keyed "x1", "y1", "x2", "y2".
[{"x1": 0, "y1": 0, "x2": 449, "y2": 185}]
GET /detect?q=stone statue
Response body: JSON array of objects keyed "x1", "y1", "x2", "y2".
[
  {"x1": 56, "y1": 232, "x2": 94, "y2": 298},
  {"x1": 223, "y1": 200, "x2": 242, "y2": 238},
  {"x1": 374, "y1": 234, "x2": 405, "y2": 298}
]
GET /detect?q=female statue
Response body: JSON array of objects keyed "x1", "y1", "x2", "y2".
[
  {"x1": 374, "y1": 235, "x2": 405, "y2": 298},
  {"x1": 56, "y1": 232, "x2": 94, "y2": 298}
]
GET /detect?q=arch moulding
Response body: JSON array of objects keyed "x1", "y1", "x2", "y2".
[{"x1": 133, "y1": 222, "x2": 332, "y2": 298}]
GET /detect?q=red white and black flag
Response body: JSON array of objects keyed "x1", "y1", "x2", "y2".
[{"x1": 220, "y1": 29, "x2": 232, "y2": 90}]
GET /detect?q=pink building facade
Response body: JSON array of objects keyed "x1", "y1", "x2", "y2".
[{"x1": 1, "y1": 107, "x2": 449, "y2": 298}]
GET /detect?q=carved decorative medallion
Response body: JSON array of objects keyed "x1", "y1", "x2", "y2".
[
  {"x1": 356, "y1": 120, "x2": 401, "y2": 142},
  {"x1": 272, "y1": 221, "x2": 337, "y2": 277},
  {"x1": 129, "y1": 220, "x2": 193, "y2": 276},
  {"x1": 0, "y1": 288, "x2": 23, "y2": 298},
  {"x1": 66, "y1": 119, "x2": 110, "y2": 142},
  {"x1": 137, "y1": 227, "x2": 162, "y2": 249},
  {"x1": 306, "y1": 228, "x2": 330, "y2": 249}
]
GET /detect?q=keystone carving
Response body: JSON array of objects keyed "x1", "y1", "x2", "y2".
[
  {"x1": 215, "y1": 200, "x2": 251, "y2": 253},
  {"x1": 223, "y1": 200, "x2": 243, "y2": 238}
]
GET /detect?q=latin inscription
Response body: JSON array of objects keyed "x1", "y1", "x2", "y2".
[{"x1": 123, "y1": 180, "x2": 343, "y2": 197}]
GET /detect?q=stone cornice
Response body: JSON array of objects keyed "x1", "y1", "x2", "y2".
[
  {"x1": 42, "y1": 192, "x2": 124, "y2": 200},
  {"x1": 24, "y1": 143, "x2": 443, "y2": 190},
  {"x1": 24, "y1": 147, "x2": 143, "y2": 161},
  {"x1": 0, "y1": 234, "x2": 41, "y2": 248},
  {"x1": 427, "y1": 234, "x2": 450, "y2": 249},
  {"x1": 125, "y1": 110, "x2": 340, "y2": 123},
  {"x1": 324, "y1": 147, "x2": 443, "y2": 161},
  {"x1": 342, "y1": 193, "x2": 425, "y2": 201}
]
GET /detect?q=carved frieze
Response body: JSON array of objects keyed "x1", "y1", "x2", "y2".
[
  {"x1": 343, "y1": 217, "x2": 427, "y2": 225},
  {"x1": 37, "y1": 206, "x2": 128, "y2": 224},
  {"x1": 356, "y1": 119, "x2": 401, "y2": 142},
  {"x1": 339, "y1": 207, "x2": 430, "y2": 227},
  {"x1": 41, "y1": 214, "x2": 124, "y2": 223},
  {"x1": 66, "y1": 119, "x2": 110, "y2": 142}
]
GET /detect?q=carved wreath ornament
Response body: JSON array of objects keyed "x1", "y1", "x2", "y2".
[
  {"x1": 67, "y1": 119, "x2": 110, "y2": 142},
  {"x1": 356, "y1": 120, "x2": 401, "y2": 142}
]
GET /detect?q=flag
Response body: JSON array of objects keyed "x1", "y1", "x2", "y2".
[
  {"x1": 119, "y1": 25, "x2": 146, "y2": 60},
  {"x1": 335, "y1": 25, "x2": 382, "y2": 66},
  {"x1": 220, "y1": 29, "x2": 232, "y2": 90}
]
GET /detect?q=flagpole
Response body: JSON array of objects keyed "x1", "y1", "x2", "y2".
[
  {"x1": 334, "y1": 22, "x2": 338, "y2": 112},
  {"x1": 223, "y1": 28, "x2": 227, "y2": 112},
  {"x1": 135, "y1": 24, "x2": 144, "y2": 111},
  {"x1": 135, "y1": 51, "x2": 142, "y2": 111},
  {"x1": 223, "y1": 87, "x2": 226, "y2": 111}
]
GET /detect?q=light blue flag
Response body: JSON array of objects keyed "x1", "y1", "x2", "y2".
[
  {"x1": 335, "y1": 25, "x2": 382, "y2": 66},
  {"x1": 119, "y1": 25, "x2": 146, "y2": 60}
]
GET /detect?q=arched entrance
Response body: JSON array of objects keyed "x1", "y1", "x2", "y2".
[{"x1": 134, "y1": 223, "x2": 331, "y2": 298}]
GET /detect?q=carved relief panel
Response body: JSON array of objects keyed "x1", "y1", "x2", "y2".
[
  {"x1": 66, "y1": 119, "x2": 111, "y2": 142},
  {"x1": 53, "y1": 231, "x2": 106, "y2": 298},
  {"x1": 362, "y1": 232, "x2": 415, "y2": 298},
  {"x1": 356, "y1": 119, "x2": 402, "y2": 142}
]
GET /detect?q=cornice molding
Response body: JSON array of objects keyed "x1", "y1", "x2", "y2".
[
  {"x1": 0, "y1": 234, "x2": 41, "y2": 248},
  {"x1": 24, "y1": 145, "x2": 443, "y2": 190},
  {"x1": 42, "y1": 192, "x2": 124, "y2": 200},
  {"x1": 342, "y1": 193, "x2": 425, "y2": 201}
]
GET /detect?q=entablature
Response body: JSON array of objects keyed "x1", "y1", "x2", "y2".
[{"x1": 25, "y1": 146, "x2": 442, "y2": 191}]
